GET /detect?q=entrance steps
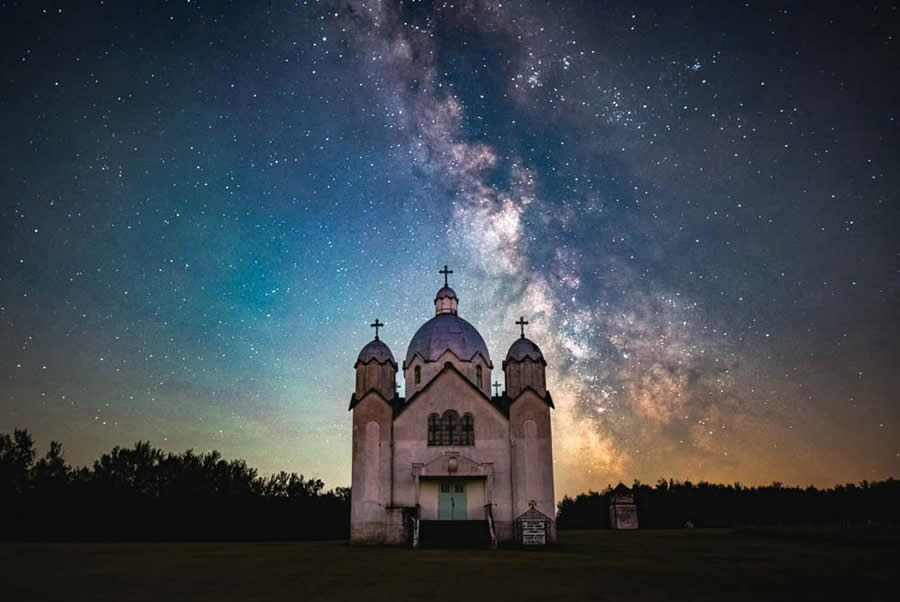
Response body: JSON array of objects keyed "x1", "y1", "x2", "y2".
[{"x1": 418, "y1": 520, "x2": 492, "y2": 548}]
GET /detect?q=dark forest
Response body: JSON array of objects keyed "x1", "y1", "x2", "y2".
[
  {"x1": 1, "y1": 429, "x2": 349, "y2": 541},
  {"x1": 3, "y1": 429, "x2": 898, "y2": 541},
  {"x1": 557, "y1": 479, "x2": 900, "y2": 530}
]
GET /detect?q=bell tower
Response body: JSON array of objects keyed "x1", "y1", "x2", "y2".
[
  {"x1": 355, "y1": 319, "x2": 397, "y2": 399},
  {"x1": 503, "y1": 316, "x2": 547, "y2": 397}
]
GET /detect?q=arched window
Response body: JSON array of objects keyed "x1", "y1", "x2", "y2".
[
  {"x1": 461, "y1": 413, "x2": 474, "y2": 446},
  {"x1": 427, "y1": 413, "x2": 440, "y2": 446},
  {"x1": 414, "y1": 365, "x2": 421, "y2": 385},
  {"x1": 427, "y1": 410, "x2": 474, "y2": 446},
  {"x1": 441, "y1": 410, "x2": 458, "y2": 446},
  {"x1": 476, "y1": 365, "x2": 483, "y2": 390}
]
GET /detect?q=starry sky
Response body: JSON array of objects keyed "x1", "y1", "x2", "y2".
[{"x1": 2, "y1": 1, "x2": 898, "y2": 497}]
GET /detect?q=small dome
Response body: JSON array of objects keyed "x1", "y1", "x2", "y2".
[
  {"x1": 434, "y1": 286, "x2": 458, "y2": 300},
  {"x1": 406, "y1": 314, "x2": 491, "y2": 365},
  {"x1": 356, "y1": 339, "x2": 396, "y2": 366},
  {"x1": 505, "y1": 337, "x2": 544, "y2": 363}
]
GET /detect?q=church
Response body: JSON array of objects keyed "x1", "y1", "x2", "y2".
[{"x1": 349, "y1": 267, "x2": 556, "y2": 547}]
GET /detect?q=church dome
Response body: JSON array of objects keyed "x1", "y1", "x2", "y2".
[
  {"x1": 434, "y1": 286, "x2": 457, "y2": 301},
  {"x1": 505, "y1": 337, "x2": 545, "y2": 363},
  {"x1": 356, "y1": 339, "x2": 396, "y2": 366},
  {"x1": 405, "y1": 314, "x2": 491, "y2": 365}
]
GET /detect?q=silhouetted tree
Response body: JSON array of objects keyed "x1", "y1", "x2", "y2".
[
  {"x1": 0, "y1": 429, "x2": 36, "y2": 495},
  {"x1": 557, "y1": 476, "x2": 900, "y2": 529},
  {"x1": 1, "y1": 429, "x2": 350, "y2": 542}
]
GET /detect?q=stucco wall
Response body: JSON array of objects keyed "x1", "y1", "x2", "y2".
[
  {"x1": 419, "y1": 480, "x2": 439, "y2": 519},
  {"x1": 509, "y1": 390, "x2": 556, "y2": 542},
  {"x1": 392, "y1": 369, "x2": 513, "y2": 532},
  {"x1": 350, "y1": 393, "x2": 393, "y2": 544}
]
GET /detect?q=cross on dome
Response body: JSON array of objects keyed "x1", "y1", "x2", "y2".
[
  {"x1": 370, "y1": 318, "x2": 384, "y2": 340},
  {"x1": 439, "y1": 264, "x2": 453, "y2": 287},
  {"x1": 493, "y1": 380, "x2": 502, "y2": 396},
  {"x1": 516, "y1": 316, "x2": 529, "y2": 339}
]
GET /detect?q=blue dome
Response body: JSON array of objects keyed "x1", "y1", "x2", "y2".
[
  {"x1": 505, "y1": 337, "x2": 544, "y2": 363},
  {"x1": 405, "y1": 314, "x2": 491, "y2": 365},
  {"x1": 356, "y1": 339, "x2": 396, "y2": 366}
]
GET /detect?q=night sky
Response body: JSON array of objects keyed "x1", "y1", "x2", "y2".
[{"x1": 2, "y1": 1, "x2": 898, "y2": 497}]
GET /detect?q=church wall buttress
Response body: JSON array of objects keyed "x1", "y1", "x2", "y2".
[
  {"x1": 350, "y1": 394, "x2": 393, "y2": 544},
  {"x1": 509, "y1": 391, "x2": 555, "y2": 540}
]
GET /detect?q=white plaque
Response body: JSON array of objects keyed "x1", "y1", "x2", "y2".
[{"x1": 519, "y1": 519, "x2": 547, "y2": 545}]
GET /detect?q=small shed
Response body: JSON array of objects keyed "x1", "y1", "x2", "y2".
[
  {"x1": 609, "y1": 483, "x2": 639, "y2": 529},
  {"x1": 514, "y1": 503, "x2": 552, "y2": 546}
]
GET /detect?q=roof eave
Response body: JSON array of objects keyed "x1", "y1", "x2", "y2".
[
  {"x1": 501, "y1": 354, "x2": 547, "y2": 369},
  {"x1": 348, "y1": 389, "x2": 403, "y2": 411},
  {"x1": 397, "y1": 361, "x2": 505, "y2": 419},
  {"x1": 506, "y1": 386, "x2": 554, "y2": 409},
  {"x1": 405, "y1": 349, "x2": 493, "y2": 369},
  {"x1": 354, "y1": 357, "x2": 398, "y2": 370}
]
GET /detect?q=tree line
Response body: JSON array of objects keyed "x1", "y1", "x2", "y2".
[
  {"x1": 1, "y1": 429, "x2": 349, "y2": 541},
  {"x1": 6, "y1": 429, "x2": 899, "y2": 540},
  {"x1": 557, "y1": 477, "x2": 900, "y2": 529}
]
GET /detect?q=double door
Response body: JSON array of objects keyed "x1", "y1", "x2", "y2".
[{"x1": 437, "y1": 479, "x2": 467, "y2": 520}]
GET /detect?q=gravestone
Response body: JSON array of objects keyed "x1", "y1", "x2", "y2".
[
  {"x1": 609, "y1": 483, "x2": 639, "y2": 529},
  {"x1": 515, "y1": 503, "x2": 551, "y2": 546}
]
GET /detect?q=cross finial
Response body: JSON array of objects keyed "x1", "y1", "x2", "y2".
[
  {"x1": 516, "y1": 316, "x2": 529, "y2": 338},
  {"x1": 370, "y1": 318, "x2": 384, "y2": 340},
  {"x1": 439, "y1": 264, "x2": 453, "y2": 287},
  {"x1": 493, "y1": 380, "x2": 502, "y2": 396}
]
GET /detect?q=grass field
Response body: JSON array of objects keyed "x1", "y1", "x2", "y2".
[{"x1": 2, "y1": 529, "x2": 896, "y2": 601}]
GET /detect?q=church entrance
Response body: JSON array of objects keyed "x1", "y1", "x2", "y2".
[
  {"x1": 437, "y1": 479, "x2": 467, "y2": 520},
  {"x1": 417, "y1": 477, "x2": 491, "y2": 547}
]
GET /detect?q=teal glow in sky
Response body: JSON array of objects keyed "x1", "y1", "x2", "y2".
[{"x1": 2, "y1": 1, "x2": 898, "y2": 496}]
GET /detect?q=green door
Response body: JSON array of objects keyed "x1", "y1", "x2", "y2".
[{"x1": 438, "y1": 480, "x2": 467, "y2": 520}]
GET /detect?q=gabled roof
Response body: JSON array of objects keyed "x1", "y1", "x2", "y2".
[
  {"x1": 515, "y1": 504, "x2": 553, "y2": 522},
  {"x1": 403, "y1": 347, "x2": 493, "y2": 369},
  {"x1": 349, "y1": 364, "x2": 554, "y2": 416},
  {"x1": 501, "y1": 385, "x2": 555, "y2": 411},
  {"x1": 396, "y1": 361, "x2": 507, "y2": 419},
  {"x1": 347, "y1": 388, "x2": 404, "y2": 412}
]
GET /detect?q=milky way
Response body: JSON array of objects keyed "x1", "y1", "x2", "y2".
[{"x1": 2, "y1": 1, "x2": 898, "y2": 496}]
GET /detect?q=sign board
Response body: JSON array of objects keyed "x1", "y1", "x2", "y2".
[
  {"x1": 515, "y1": 505, "x2": 552, "y2": 546},
  {"x1": 519, "y1": 518, "x2": 546, "y2": 545}
]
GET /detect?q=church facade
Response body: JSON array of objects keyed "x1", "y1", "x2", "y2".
[{"x1": 349, "y1": 268, "x2": 556, "y2": 546}]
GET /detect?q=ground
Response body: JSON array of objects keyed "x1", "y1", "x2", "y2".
[{"x1": 2, "y1": 528, "x2": 896, "y2": 601}]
